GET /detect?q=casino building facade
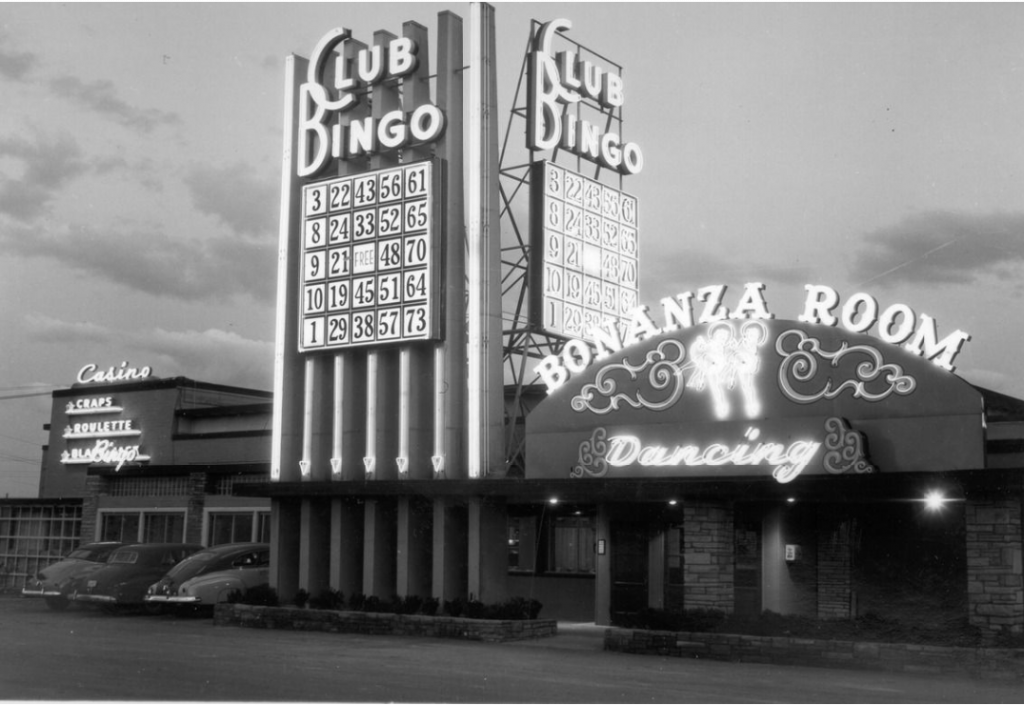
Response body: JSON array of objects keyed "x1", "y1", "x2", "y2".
[
  {"x1": 251, "y1": 4, "x2": 1024, "y2": 645},
  {"x1": 0, "y1": 368, "x2": 272, "y2": 590}
]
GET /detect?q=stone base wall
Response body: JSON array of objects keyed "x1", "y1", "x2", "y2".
[
  {"x1": 605, "y1": 628, "x2": 1024, "y2": 681},
  {"x1": 215, "y1": 604, "x2": 557, "y2": 643},
  {"x1": 683, "y1": 501, "x2": 734, "y2": 611},
  {"x1": 966, "y1": 498, "x2": 1024, "y2": 642}
]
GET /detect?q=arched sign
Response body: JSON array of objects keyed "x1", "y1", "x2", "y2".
[{"x1": 526, "y1": 319, "x2": 985, "y2": 483}]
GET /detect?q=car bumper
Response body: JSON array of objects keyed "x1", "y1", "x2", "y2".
[
  {"x1": 144, "y1": 595, "x2": 201, "y2": 604},
  {"x1": 21, "y1": 587, "x2": 63, "y2": 598},
  {"x1": 70, "y1": 592, "x2": 119, "y2": 604}
]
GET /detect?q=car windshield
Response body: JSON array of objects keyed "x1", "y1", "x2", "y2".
[
  {"x1": 66, "y1": 545, "x2": 118, "y2": 562},
  {"x1": 108, "y1": 550, "x2": 139, "y2": 565}
]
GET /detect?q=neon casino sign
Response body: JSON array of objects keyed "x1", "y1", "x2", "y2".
[
  {"x1": 297, "y1": 28, "x2": 446, "y2": 177},
  {"x1": 536, "y1": 282, "x2": 971, "y2": 394},
  {"x1": 60, "y1": 382, "x2": 150, "y2": 472},
  {"x1": 525, "y1": 283, "x2": 984, "y2": 483},
  {"x1": 527, "y1": 18, "x2": 643, "y2": 175}
]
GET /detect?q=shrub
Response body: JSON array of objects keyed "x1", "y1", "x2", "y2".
[
  {"x1": 420, "y1": 596, "x2": 440, "y2": 616},
  {"x1": 444, "y1": 596, "x2": 465, "y2": 617},
  {"x1": 348, "y1": 593, "x2": 365, "y2": 612},
  {"x1": 363, "y1": 595, "x2": 390, "y2": 613},
  {"x1": 228, "y1": 584, "x2": 279, "y2": 607},
  {"x1": 309, "y1": 588, "x2": 345, "y2": 611},
  {"x1": 292, "y1": 588, "x2": 310, "y2": 608}
]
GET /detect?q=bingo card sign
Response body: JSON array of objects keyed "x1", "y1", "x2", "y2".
[
  {"x1": 299, "y1": 160, "x2": 444, "y2": 352},
  {"x1": 529, "y1": 161, "x2": 639, "y2": 340}
]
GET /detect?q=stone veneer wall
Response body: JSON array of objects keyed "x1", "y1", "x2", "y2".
[
  {"x1": 683, "y1": 501, "x2": 734, "y2": 611},
  {"x1": 817, "y1": 509, "x2": 853, "y2": 620},
  {"x1": 966, "y1": 498, "x2": 1023, "y2": 642},
  {"x1": 214, "y1": 604, "x2": 557, "y2": 642}
]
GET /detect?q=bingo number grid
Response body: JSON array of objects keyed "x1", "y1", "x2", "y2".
[
  {"x1": 530, "y1": 161, "x2": 639, "y2": 340},
  {"x1": 299, "y1": 160, "x2": 441, "y2": 352}
]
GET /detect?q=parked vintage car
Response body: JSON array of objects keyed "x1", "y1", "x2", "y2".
[
  {"x1": 21, "y1": 542, "x2": 125, "y2": 610},
  {"x1": 145, "y1": 543, "x2": 269, "y2": 610},
  {"x1": 68, "y1": 543, "x2": 202, "y2": 609}
]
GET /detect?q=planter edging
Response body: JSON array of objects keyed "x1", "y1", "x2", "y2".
[{"x1": 214, "y1": 604, "x2": 557, "y2": 643}]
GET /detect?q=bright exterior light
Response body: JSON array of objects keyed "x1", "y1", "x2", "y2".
[
  {"x1": 548, "y1": 498, "x2": 559, "y2": 505},
  {"x1": 924, "y1": 490, "x2": 947, "y2": 511},
  {"x1": 786, "y1": 497, "x2": 796, "y2": 504},
  {"x1": 668, "y1": 499, "x2": 678, "y2": 506}
]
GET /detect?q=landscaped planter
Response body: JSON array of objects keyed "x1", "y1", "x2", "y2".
[
  {"x1": 215, "y1": 603, "x2": 557, "y2": 643},
  {"x1": 604, "y1": 628, "x2": 1024, "y2": 681}
]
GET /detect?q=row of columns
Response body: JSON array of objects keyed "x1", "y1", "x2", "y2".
[{"x1": 272, "y1": 496, "x2": 508, "y2": 605}]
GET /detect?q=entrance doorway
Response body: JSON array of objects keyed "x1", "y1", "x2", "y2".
[
  {"x1": 610, "y1": 523, "x2": 648, "y2": 620},
  {"x1": 734, "y1": 508, "x2": 762, "y2": 616}
]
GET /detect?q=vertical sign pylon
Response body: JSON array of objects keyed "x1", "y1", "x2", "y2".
[{"x1": 467, "y1": 2, "x2": 505, "y2": 478}]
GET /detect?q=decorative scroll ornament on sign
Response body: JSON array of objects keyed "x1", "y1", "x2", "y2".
[{"x1": 775, "y1": 329, "x2": 917, "y2": 404}]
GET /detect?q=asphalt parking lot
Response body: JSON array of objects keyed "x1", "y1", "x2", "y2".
[{"x1": 0, "y1": 596, "x2": 1021, "y2": 703}]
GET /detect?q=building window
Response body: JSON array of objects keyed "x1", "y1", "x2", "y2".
[
  {"x1": 100, "y1": 511, "x2": 185, "y2": 543},
  {"x1": 106, "y1": 477, "x2": 190, "y2": 497},
  {"x1": 207, "y1": 511, "x2": 271, "y2": 545},
  {"x1": 101, "y1": 513, "x2": 140, "y2": 543},
  {"x1": 549, "y1": 515, "x2": 595, "y2": 574},
  {"x1": 0, "y1": 504, "x2": 82, "y2": 590},
  {"x1": 144, "y1": 513, "x2": 185, "y2": 543}
]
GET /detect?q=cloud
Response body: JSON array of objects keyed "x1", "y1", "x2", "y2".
[
  {"x1": 142, "y1": 327, "x2": 273, "y2": 390},
  {"x1": 641, "y1": 247, "x2": 813, "y2": 304},
  {"x1": 24, "y1": 315, "x2": 273, "y2": 390},
  {"x1": 184, "y1": 163, "x2": 278, "y2": 237},
  {"x1": 0, "y1": 219, "x2": 277, "y2": 304},
  {"x1": 0, "y1": 133, "x2": 90, "y2": 221},
  {"x1": 0, "y1": 45, "x2": 37, "y2": 81},
  {"x1": 850, "y1": 211, "x2": 1024, "y2": 288},
  {"x1": 49, "y1": 75, "x2": 181, "y2": 133},
  {"x1": 24, "y1": 314, "x2": 112, "y2": 344}
]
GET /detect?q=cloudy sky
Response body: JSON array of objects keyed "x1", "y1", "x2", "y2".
[{"x1": 1, "y1": 3, "x2": 1023, "y2": 496}]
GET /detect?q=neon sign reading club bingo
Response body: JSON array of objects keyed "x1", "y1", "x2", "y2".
[
  {"x1": 297, "y1": 29, "x2": 446, "y2": 178},
  {"x1": 527, "y1": 19, "x2": 643, "y2": 175},
  {"x1": 537, "y1": 282, "x2": 971, "y2": 392}
]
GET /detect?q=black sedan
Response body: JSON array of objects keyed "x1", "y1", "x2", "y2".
[
  {"x1": 21, "y1": 542, "x2": 125, "y2": 610},
  {"x1": 69, "y1": 543, "x2": 202, "y2": 610}
]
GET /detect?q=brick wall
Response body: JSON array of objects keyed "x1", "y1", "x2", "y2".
[
  {"x1": 683, "y1": 501, "x2": 734, "y2": 611},
  {"x1": 80, "y1": 475, "x2": 107, "y2": 543},
  {"x1": 966, "y1": 498, "x2": 1023, "y2": 642},
  {"x1": 186, "y1": 472, "x2": 207, "y2": 544}
]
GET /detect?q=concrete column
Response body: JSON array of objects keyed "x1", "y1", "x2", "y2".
[
  {"x1": 966, "y1": 498, "x2": 1024, "y2": 642},
  {"x1": 362, "y1": 499, "x2": 397, "y2": 598},
  {"x1": 432, "y1": 498, "x2": 468, "y2": 601},
  {"x1": 299, "y1": 498, "x2": 331, "y2": 597},
  {"x1": 270, "y1": 499, "x2": 301, "y2": 602},
  {"x1": 648, "y1": 531, "x2": 666, "y2": 610},
  {"x1": 329, "y1": 499, "x2": 364, "y2": 597},
  {"x1": 683, "y1": 500, "x2": 735, "y2": 611},
  {"x1": 595, "y1": 505, "x2": 611, "y2": 625},
  {"x1": 396, "y1": 497, "x2": 433, "y2": 597},
  {"x1": 467, "y1": 496, "x2": 508, "y2": 603}
]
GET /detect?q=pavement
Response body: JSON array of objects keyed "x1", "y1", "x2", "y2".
[{"x1": 1, "y1": 597, "x2": 1022, "y2": 703}]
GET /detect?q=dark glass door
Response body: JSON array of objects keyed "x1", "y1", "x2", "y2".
[
  {"x1": 734, "y1": 511, "x2": 762, "y2": 617},
  {"x1": 610, "y1": 523, "x2": 648, "y2": 620}
]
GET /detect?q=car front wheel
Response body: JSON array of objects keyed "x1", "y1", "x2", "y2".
[{"x1": 44, "y1": 596, "x2": 69, "y2": 611}]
